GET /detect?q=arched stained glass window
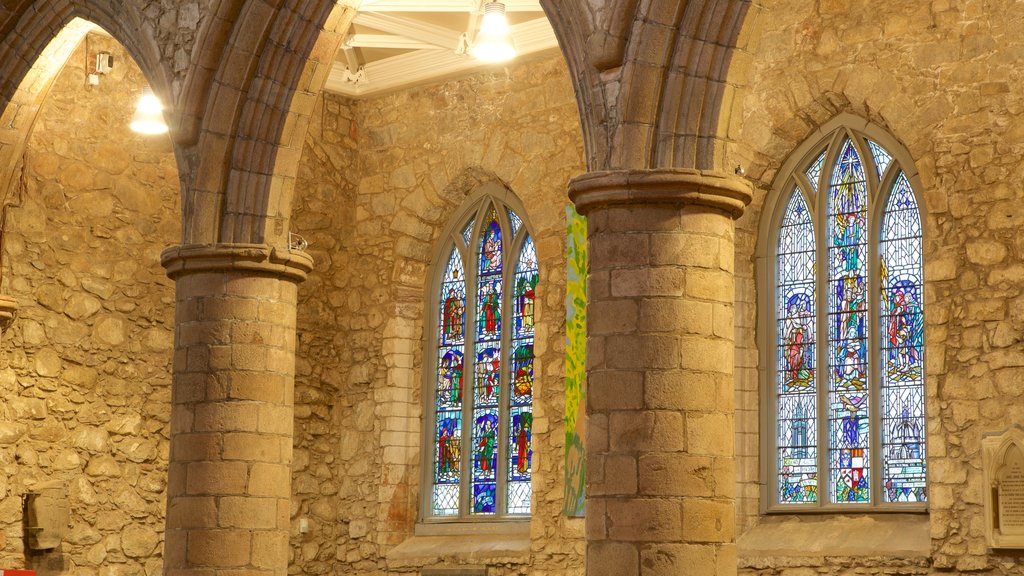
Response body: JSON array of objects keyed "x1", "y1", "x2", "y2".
[
  {"x1": 427, "y1": 190, "x2": 536, "y2": 519},
  {"x1": 767, "y1": 121, "x2": 926, "y2": 510}
]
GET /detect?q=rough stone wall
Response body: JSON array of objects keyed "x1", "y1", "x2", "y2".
[
  {"x1": 0, "y1": 34, "x2": 178, "y2": 575},
  {"x1": 290, "y1": 51, "x2": 586, "y2": 575},
  {"x1": 726, "y1": 0, "x2": 1024, "y2": 573},
  {"x1": 290, "y1": 91, "x2": 360, "y2": 575}
]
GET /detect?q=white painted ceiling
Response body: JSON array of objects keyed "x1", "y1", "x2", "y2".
[{"x1": 326, "y1": 0, "x2": 558, "y2": 98}]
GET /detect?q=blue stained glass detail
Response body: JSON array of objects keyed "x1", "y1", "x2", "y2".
[
  {"x1": 462, "y1": 219, "x2": 474, "y2": 245},
  {"x1": 868, "y1": 140, "x2": 893, "y2": 179},
  {"x1": 880, "y1": 173, "x2": 926, "y2": 503},
  {"x1": 827, "y1": 138, "x2": 870, "y2": 504}
]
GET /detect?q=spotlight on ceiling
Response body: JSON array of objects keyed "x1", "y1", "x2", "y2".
[
  {"x1": 470, "y1": 2, "x2": 516, "y2": 63},
  {"x1": 130, "y1": 87, "x2": 168, "y2": 135}
]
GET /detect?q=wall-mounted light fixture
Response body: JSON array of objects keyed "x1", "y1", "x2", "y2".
[
  {"x1": 470, "y1": 2, "x2": 516, "y2": 63},
  {"x1": 129, "y1": 87, "x2": 168, "y2": 135}
]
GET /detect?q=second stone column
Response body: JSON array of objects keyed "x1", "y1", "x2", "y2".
[
  {"x1": 570, "y1": 170, "x2": 751, "y2": 576},
  {"x1": 161, "y1": 244, "x2": 313, "y2": 576}
]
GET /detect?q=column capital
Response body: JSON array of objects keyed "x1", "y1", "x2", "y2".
[
  {"x1": 160, "y1": 243, "x2": 314, "y2": 283},
  {"x1": 569, "y1": 168, "x2": 753, "y2": 219}
]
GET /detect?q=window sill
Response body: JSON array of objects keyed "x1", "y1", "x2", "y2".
[
  {"x1": 386, "y1": 522, "x2": 530, "y2": 570},
  {"x1": 738, "y1": 513, "x2": 929, "y2": 560}
]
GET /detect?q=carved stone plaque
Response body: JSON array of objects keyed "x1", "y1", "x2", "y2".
[{"x1": 983, "y1": 426, "x2": 1024, "y2": 548}]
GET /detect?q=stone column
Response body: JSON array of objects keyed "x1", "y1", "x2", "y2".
[
  {"x1": 569, "y1": 170, "x2": 751, "y2": 576},
  {"x1": 160, "y1": 244, "x2": 313, "y2": 576}
]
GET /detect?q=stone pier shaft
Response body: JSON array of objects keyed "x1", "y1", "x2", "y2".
[{"x1": 570, "y1": 170, "x2": 751, "y2": 576}]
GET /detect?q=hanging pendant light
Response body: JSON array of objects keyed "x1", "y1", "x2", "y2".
[
  {"x1": 130, "y1": 87, "x2": 168, "y2": 135},
  {"x1": 470, "y1": 2, "x2": 516, "y2": 62}
]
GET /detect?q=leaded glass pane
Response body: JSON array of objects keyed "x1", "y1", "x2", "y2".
[
  {"x1": 827, "y1": 138, "x2": 870, "y2": 504},
  {"x1": 440, "y1": 249, "x2": 466, "y2": 347},
  {"x1": 776, "y1": 190, "x2": 818, "y2": 503},
  {"x1": 507, "y1": 236, "x2": 537, "y2": 513},
  {"x1": 471, "y1": 409, "x2": 499, "y2": 514},
  {"x1": 868, "y1": 140, "x2": 893, "y2": 179},
  {"x1": 508, "y1": 208, "x2": 523, "y2": 236},
  {"x1": 432, "y1": 248, "x2": 466, "y2": 516},
  {"x1": 880, "y1": 173, "x2": 926, "y2": 503},
  {"x1": 462, "y1": 219, "x2": 475, "y2": 244},
  {"x1": 806, "y1": 151, "x2": 826, "y2": 193}
]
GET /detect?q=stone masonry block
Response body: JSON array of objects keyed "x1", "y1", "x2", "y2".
[
  {"x1": 650, "y1": 232, "x2": 720, "y2": 269},
  {"x1": 609, "y1": 411, "x2": 685, "y2": 452},
  {"x1": 193, "y1": 402, "x2": 259, "y2": 433},
  {"x1": 684, "y1": 268, "x2": 733, "y2": 302},
  {"x1": 610, "y1": 267, "x2": 685, "y2": 298},
  {"x1": 590, "y1": 233, "x2": 650, "y2": 269},
  {"x1": 257, "y1": 404, "x2": 294, "y2": 435},
  {"x1": 638, "y1": 454, "x2": 715, "y2": 497},
  {"x1": 606, "y1": 498, "x2": 683, "y2": 542},
  {"x1": 599, "y1": 453, "x2": 638, "y2": 495},
  {"x1": 588, "y1": 541, "x2": 638, "y2": 576},
  {"x1": 680, "y1": 336, "x2": 733, "y2": 374},
  {"x1": 681, "y1": 499, "x2": 735, "y2": 543},
  {"x1": 166, "y1": 496, "x2": 217, "y2": 529},
  {"x1": 588, "y1": 299, "x2": 639, "y2": 335},
  {"x1": 223, "y1": 432, "x2": 282, "y2": 463},
  {"x1": 186, "y1": 529, "x2": 251, "y2": 567},
  {"x1": 639, "y1": 299, "x2": 713, "y2": 335},
  {"x1": 229, "y1": 373, "x2": 287, "y2": 403},
  {"x1": 219, "y1": 496, "x2": 278, "y2": 529},
  {"x1": 250, "y1": 531, "x2": 289, "y2": 569},
  {"x1": 172, "y1": 432, "x2": 222, "y2": 462},
  {"x1": 686, "y1": 412, "x2": 734, "y2": 456},
  {"x1": 248, "y1": 463, "x2": 291, "y2": 497},
  {"x1": 644, "y1": 371, "x2": 716, "y2": 411},
  {"x1": 639, "y1": 543, "x2": 714, "y2": 576},
  {"x1": 589, "y1": 370, "x2": 643, "y2": 412},
  {"x1": 186, "y1": 461, "x2": 249, "y2": 495}
]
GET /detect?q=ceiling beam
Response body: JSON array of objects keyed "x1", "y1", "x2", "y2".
[
  {"x1": 326, "y1": 17, "x2": 559, "y2": 98},
  {"x1": 358, "y1": 0, "x2": 542, "y2": 11},
  {"x1": 346, "y1": 33, "x2": 438, "y2": 50},
  {"x1": 353, "y1": 12, "x2": 463, "y2": 50}
]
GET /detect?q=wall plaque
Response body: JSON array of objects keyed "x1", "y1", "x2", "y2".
[{"x1": 983, "y1": 425, "x2": 1024, "y2": 548}]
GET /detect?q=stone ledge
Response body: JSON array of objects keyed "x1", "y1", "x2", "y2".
[
  {"x1": 385, "y1": 524, "x2": 530, "y2": 570},
  {"x1": 568, "y1": 168, "x2": 754, "y2": 219},
  {"x1": 161, "y1": 243, "x2": 314, "y2": 282},
  {"x1": 737, "y1": 513, "x2": 930, "y2": 562}
]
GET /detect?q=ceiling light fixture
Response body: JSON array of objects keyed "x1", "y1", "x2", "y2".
[
  {"x1": 470, "y1": 2, "x2": 516, "y2": 63},
  {"x1": 130, "y1": 87, "x2": 168, "y2": 135}
]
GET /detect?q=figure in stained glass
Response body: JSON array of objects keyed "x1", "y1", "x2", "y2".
[
  {"x1": 783, "y1": 293, "x2": 814, "y2": 387},
  {"x1": 438, "y1": 350, "x2": 463, "y2": 405},
  {"x1": 512, "y1": 411, "x2": 532, "y2": 476},
  {"x1": 443, "y1": 287, "x2": 464, "y2": 341},
  {"x1": 476, "y1": 347, "x2": 500, "y2": 401},
  {"x1": 886, "y1": 280, "x2": 922, "y2": 373},
  {"x1": 515, "y1": 270, "x2": 538, "y2": 332},
  {"x1": 479, "y1": 282, "x2": 501, "y2": 336},
  {"x1": 512, "y1": 345, "x2": 534, "y2": 399},
  {"x1": 437, "y1": 417, "x2": 460, "y2": 480},
  {"x1": 480, "y1": 218, "x2": 502, "y2": 274},
  {"x1": 475, "y1": 415, "x2": 498, "y2": 474}
]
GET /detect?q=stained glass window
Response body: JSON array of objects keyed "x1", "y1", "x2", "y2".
[
  {"x1": 770, "y1": 128, "x2": 926, "y2": 510},
  {"x1": 428, "y1": 195, "x2": 536, "y2": 519},
  {"x1": 806, "y1": 151, "x2": 826, "y2": 193}
]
